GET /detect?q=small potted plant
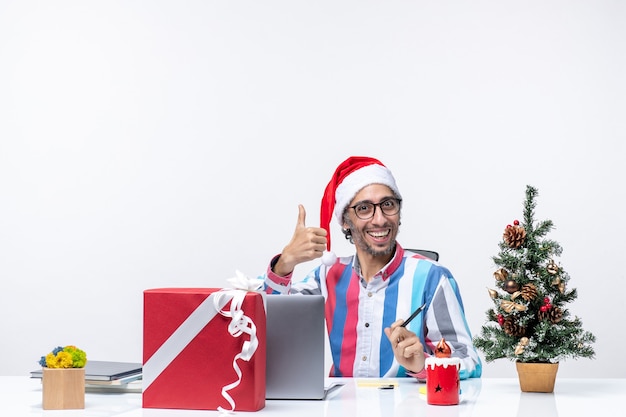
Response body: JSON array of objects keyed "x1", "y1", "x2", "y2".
[
  {"x1": 39, "y1": 345, "x2": 87, "y2": 409},
  {"x1": 473, "y1": 185, "x2": 596, "y2": 392}
]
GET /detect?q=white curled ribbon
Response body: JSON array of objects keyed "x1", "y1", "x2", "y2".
[{"x1": 214, "y1": 271, "x2": 263, "y2": 413}]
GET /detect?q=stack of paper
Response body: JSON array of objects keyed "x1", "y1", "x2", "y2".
[{"x1": 31, "y1": 360, "x2": 142, "y2": 393}]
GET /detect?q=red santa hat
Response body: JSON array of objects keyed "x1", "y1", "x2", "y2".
[{"x1": 319, "y1": 156, "x2": 401, "y2": 266}]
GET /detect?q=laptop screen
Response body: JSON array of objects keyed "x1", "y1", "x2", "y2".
[{"x1": 265, "y1": 294, "x2": 326, "y2": 400}]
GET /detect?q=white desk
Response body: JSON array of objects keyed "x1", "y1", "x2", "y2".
[{"x1": 2, "y1": 377, "x2": 624, "y2": 416}]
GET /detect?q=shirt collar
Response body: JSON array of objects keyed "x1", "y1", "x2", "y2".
[{"x1": 353, "y1": 242, "x2": 405, "y2": 282}]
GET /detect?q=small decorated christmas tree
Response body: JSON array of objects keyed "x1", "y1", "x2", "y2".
[{"x1": 473, "y1": 185, "x2": 595, "y2": 364}]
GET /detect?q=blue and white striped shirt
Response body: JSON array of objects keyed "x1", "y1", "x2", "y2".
[{"x1": 262, "y1": 243, "x2": 482, "y2": 379}]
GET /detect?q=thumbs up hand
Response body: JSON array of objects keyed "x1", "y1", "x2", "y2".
[{"x1": 271, "y1": 205, "x2": 328, "y2": 277}]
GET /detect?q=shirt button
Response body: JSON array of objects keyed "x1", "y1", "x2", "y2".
[
  {"x1": 362, "y1": 356, "x2": 367, "y2": 361},
  {"x1": 368, "y1": 292, "x2": 373, "y2": 297},
  {"x1": 365, "y1": 323, "x2": 370, "y2": 327}
]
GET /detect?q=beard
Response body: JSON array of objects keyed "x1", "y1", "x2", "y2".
[{"x1": 345, "y1": 217, "x2": 399, "y2": 257}]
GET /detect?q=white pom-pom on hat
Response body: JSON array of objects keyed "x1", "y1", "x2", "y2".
[{"x1": 321, "y1": 250, "x2": 337, "y2": 266}]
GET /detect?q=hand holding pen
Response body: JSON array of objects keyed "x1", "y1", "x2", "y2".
[{"x1": 383, "y1": 303, "x2": 428, "y2": 373}]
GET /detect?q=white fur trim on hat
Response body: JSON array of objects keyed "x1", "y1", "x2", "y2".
[{"x1": 333, "y1": 164, "x2": 401, "y2": 225}]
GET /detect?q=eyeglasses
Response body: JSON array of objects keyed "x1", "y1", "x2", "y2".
[{"x1": 349, "y1": 198, "x2": 402, "y2": 220}]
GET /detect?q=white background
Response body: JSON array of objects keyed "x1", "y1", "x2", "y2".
[{"x1": 1, "y1": 1, "x2": 624, "y2": 378}]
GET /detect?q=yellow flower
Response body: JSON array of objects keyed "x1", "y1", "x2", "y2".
[
  {"x1": 46, "y1": 351, "x2": 73, "y2": 368},
  {"x1": 39, "y1": 345, "x2": 87, "y2": 368}
]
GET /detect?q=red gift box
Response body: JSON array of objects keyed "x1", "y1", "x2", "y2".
[{"x1": 143, "y1": 288, "x2": 266, "y2": 411}]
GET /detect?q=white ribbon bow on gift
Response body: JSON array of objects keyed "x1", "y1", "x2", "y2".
[
  {"x1": 226, "y1": 270, "x2": 264, "y2": 293},
  {"x1": 213, "y1": 270, "x2": 265, "y2": 414}
]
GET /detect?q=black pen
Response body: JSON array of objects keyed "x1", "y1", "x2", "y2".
[{"x1": 400, "y1": 303, "x2": 427, "y2": 327}]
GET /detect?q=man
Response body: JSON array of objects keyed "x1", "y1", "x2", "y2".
[{"x1": 262, "y1": 156, "x2": 482, "y2": 379}]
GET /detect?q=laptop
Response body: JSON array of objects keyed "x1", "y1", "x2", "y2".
[{"x1": 265, "y1": 294, "x2": 327, "y2": 400}]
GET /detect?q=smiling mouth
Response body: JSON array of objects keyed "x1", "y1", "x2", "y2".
[{"x1": 368, "y1": 230, "x2": 390, "y2": 239}]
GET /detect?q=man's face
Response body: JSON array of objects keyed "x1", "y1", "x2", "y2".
[{"x1": 343, "y1": 184, "x2": 401, "y2": 257}]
